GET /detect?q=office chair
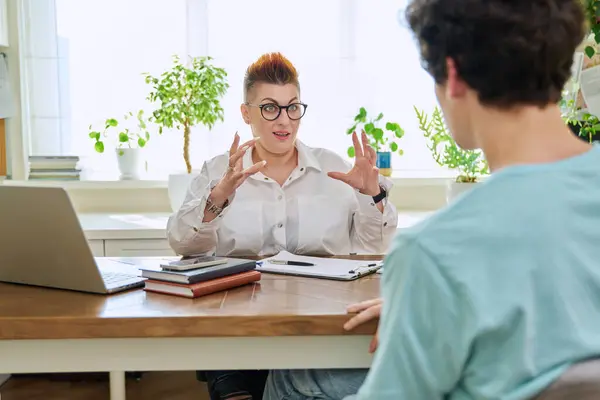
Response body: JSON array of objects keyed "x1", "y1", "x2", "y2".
[{"x1": 534, "y1": 358, "x2": 600, "y2": 400}]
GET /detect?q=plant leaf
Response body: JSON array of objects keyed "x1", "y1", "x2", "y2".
[
  {"x1": 94, "y1": 141, "x2": 104, "y2": 153},
  {"x1": 347, "y1": 146, "x2": 355, "y2": 158},
  {"x1": 373, "y1": 127, "x2": 384, "y2": 140},
  {"x1": 586, "y1": 46, "x2": 596, "y2": 59}
]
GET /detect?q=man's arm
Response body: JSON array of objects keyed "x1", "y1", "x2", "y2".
[{"x1": 355, "y1": 232, "x2": 474, "y2": 399}]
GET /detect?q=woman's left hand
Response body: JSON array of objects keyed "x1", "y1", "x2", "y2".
[{"x1": 328, "y1": 131, "x2": 381, "y2": 196}]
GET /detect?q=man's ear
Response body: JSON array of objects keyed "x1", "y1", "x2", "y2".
[
  {"x1": 240, "y1": 103, "x2": 251, "y2": 125},
  {"x1": 446, "y1": 58, "x2": 467, "y2": 99}
]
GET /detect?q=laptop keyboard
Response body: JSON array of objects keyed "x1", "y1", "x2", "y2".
[{"x1": 101, "y1": 271, "x2": 137, "y2": 285}]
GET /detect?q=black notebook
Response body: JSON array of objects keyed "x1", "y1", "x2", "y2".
[{"x1": 139, "y1": 258, "x2": 256, "y2": 284}]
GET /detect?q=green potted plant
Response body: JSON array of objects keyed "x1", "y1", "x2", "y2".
[
  {"x1": 561, "y1": 97, "x2": 600, "y2": 143},
  {"x1": 88, "y1": 109, "x2": 151, "y2": 180},
  {"x1": 144, "y1": 55, "x2": 229, "y2": 211},
  {"x1": 415, "y1": 106, "x2": 489, "y2": 203},
  {"x1": 558, "y1": 2, "x2": 600, "y2": 142},
  {"x1": 346, "y1": 107, "x2": 405, "y2": 176}
]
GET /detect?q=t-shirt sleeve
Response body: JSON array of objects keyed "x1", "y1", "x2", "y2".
[{"x1": 355, "y1": 232, "x2": 473, "y2": 400}]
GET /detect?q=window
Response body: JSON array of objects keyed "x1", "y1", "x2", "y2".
[{"x1": 19, "y1": 0, "x2": 444, "y2": 179}]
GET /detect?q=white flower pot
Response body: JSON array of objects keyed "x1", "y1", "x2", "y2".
[
  {"x1": 446, "y1": 181, "x2": 477, "y2": 203},
  {"x1": 168, "y1": 172, "x2": 200, "y2": 212},
  {"x1": 115, "y1": 148, "x2": 144, "y2": 180}
]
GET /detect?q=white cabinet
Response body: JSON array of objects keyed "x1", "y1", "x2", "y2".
[
  {"x1": 104, "y1": 239, "x2": 175, "y2": 257},
  {"x1": 0, "y1": 0, "x2": 8, "y2": 47},
  {"x1": 88, "y1": 240, "x2": 105, "y2": 256}
]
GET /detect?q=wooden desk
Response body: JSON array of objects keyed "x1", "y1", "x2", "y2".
[{"x1": 0, "y1": 256, "x2": 382, "y2": 400}]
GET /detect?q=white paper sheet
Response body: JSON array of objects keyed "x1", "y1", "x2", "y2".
[{"x1": 257, "y1": 251, "x2": 382, "y2": 280}]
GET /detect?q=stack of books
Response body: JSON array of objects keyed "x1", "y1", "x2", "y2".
[
  {"x1": 28, "y1": 155, "x2": 81, "y2": 181},
  {"x1": 139, "y1": 256, "x2": 261, "y2": 298}
]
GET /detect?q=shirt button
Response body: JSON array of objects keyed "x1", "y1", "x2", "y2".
[
  {"x1": 277, "y1": 223, "x2": 283, "y2": 228},
  {"x1": 264, "y1": 177, "x2": 269, "y2": 181},
  {"x1": 193, "y1": 227, "x2": 199, "y2": 232},
  {"x1": 300, "y1": 167, "x2": 304, "y2": 172},
  {"x1": 384, "y1": 222, "x2": 388, "y2": 227},
  {"x1": 277, "y1": 195, "x2": 283, "y2": 200}
]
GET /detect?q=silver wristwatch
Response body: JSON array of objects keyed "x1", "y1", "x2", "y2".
[{"x1": 206, "y1": 196, "x2": 228, "y2": 216}]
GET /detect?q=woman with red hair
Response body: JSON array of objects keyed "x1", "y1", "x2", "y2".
[{"x1": 167, "y1": 52, "x2": 398, "y2": 399}]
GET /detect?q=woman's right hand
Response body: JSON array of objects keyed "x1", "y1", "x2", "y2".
[{"x1": 209, "y1": 133, "x2": 266, "y2": 205}]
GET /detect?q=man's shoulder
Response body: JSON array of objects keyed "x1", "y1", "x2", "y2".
[{"x1": 393, "y1": 177, "x2": 531, "y2": 267}]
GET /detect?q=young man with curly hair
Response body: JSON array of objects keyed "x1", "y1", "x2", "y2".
[{"x1": 263, "y1": 0, "x2": 600, "y2": 399}]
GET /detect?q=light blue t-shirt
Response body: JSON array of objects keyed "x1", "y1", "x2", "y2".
[{"x1": 356, "y1": 144, "x2": 600, "y2": 400}]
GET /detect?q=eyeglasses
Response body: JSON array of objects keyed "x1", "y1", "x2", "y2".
[{"x1": 245, "y1": 102, "x2": 308, "y2": 121}]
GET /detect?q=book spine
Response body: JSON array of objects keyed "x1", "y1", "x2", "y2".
[
  {"x1": 187, "y1": 262, "x2": 256, "y2": 284},
  {"x1": 191, "y1": 271, "x2": 261, "y2": 297}
]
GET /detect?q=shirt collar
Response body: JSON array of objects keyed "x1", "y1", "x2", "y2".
[
  {"x1": 296, "y1": 140, "x2": 322, "y2": 172},
  {"x1": 242, "y1": 139, "x2": 322, "y2": 172}
]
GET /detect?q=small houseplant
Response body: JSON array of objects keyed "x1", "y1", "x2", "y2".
[
  {"x1": 144, "y1": 55, "x2": 229, "y2": 211},
  {"x1": 559, "y1": 46, "x2": 600, "y2": 144},
  {"x1": 559, "y1": 1, "x2": 600, "y2": 142},
  {"x1": 415, "y1": 106, "x2": 489, "y2": 202},
  {"x1": 561, "y1": 97, "x2": 600, "y2": 143},
  {"x1": 88, "y1": 109, "x2": 151, "y2": 179},
  {"x1": 346, "y1": 107, "x2": 405, "y2": 176}
]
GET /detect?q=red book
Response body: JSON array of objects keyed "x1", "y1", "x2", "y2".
[{"x1": 143, "y1": 270, "x2": 261, "y2": 298}]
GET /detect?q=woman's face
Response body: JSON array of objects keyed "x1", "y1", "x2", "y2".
[{"x1": 241, "y1": 83, "x2": 303, "y2": 155}]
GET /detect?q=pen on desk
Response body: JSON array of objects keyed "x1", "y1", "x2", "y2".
[
  {"x1": 349, "y1": 263, "x2": 378, "y2": 274},
  {"x1": 268, "y1": 260, "x2": 315, "y2": 267}
]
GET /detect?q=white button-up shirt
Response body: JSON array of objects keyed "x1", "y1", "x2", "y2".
[{"x1": 167, "y1": 141, "x2": 399, "y2": 257}]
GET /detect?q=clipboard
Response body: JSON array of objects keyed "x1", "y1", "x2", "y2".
[{"x1": 256, "y1": 251, "x2": 382, "y2": 281}]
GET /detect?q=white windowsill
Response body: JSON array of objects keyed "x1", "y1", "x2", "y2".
[
  {"x1": 0, "y1": 171, "x2": 470, "y2": 212},
  {"x1": 0, "y1": 171, "x2": 462, "y2": 190},
  {"x1": 0, "y1": 178, "x2": 169, "y2": 189}
]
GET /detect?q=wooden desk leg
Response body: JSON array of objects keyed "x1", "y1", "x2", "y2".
[{"x1": 109, "y1": 371, "x2": 126, "y2": 400}]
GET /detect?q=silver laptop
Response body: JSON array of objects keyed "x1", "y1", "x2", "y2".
[{"x1": 0, "y1": 185, "x2": 148, "y2": 294}]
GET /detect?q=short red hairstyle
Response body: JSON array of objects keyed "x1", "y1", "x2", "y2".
[{"x1": 243, "y1": 52, "x2": 300, "y2": 101}]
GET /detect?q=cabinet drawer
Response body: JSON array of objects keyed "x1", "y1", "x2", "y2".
[
  {"x1": 88, "y1": 239, "x2": 105, "y2": 256},
  {"x1": 104, "y1": 239, "x2": 175, "y2": 257}
]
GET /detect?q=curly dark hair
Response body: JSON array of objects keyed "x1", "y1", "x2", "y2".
[{"x1": 405, "y1": 0, "x2": 586, "y2": 108}]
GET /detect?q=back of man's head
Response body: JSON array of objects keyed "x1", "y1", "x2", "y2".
[{"x1": 405, "y1": 0, "x2": 586, "y2": 109}]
